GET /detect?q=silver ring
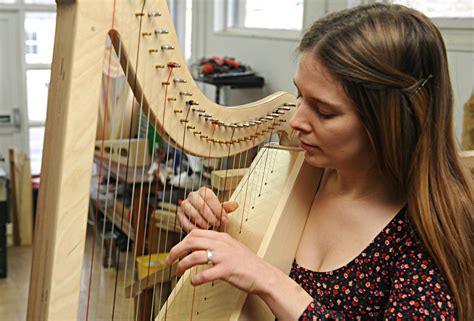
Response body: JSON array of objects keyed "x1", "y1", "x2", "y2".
[{"x1": 206, "y1": 249, "x2": 213, "y2": 265}]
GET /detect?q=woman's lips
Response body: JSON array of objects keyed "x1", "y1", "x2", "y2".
[{"x1": 300, "y1": 141, "x2": 319, "y2": 150}]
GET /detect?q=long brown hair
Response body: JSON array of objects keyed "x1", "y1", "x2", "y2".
[{"x1": 299, "y1": 4, "x2": 473, "y2": 319}]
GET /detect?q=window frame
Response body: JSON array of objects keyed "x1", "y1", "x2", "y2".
[
  {"x1": 372, "y1": 0, "x2": 474, "y2": 52},
  {"x1": 216, "y1": 0, "x2": 305, "y2": 41},
  {"x1": 0, "y1": 1, "x2": 56, "y2": 175}
]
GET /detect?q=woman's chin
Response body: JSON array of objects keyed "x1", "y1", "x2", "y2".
[{"x1": 303, "y1": 152, "x2": 328, "y2": 168}]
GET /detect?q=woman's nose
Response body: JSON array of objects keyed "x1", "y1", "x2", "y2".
[{"x1": 290, "y1": 102, "x2": 311, "y2": 133}]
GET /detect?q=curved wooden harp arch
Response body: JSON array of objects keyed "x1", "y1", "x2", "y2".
[{"x1": 27, "y1": 0, "x2": 323, "y2": 320}]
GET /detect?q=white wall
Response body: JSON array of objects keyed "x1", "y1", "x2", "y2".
[{"x1": 191, "y1": 0, "x2": 473, "y2": 144}]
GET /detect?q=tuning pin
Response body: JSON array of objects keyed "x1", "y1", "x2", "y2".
[
  {"x1": 168, "y1": 62, "x2": 181, "y2": 68},
  {"x1": 149, "y1": 49, "x2": 159, "y2": 53},
  {"x1": 142, "y1": 32, "x2": 152, "y2": 37},
  {"x1": 187, "y1": 100, "x2": 199, "y2": 106},
  {"x1": 161, "y1": 45, "x2": 175, "y2": 50},
  {"x1": 180, "y1": 91, "x2": 193, "y2": 96},
  {"x1": 283, "y1": 102, "x2": 297, "y2": 107},
  {"x1": 155, "y1": 29, "x2": 169, "y2": 35},
  {"x1": 174, "y1": 78, "x2": 187, "y2": 83},
  {"x1": 148, "y1": 11, "x2": 162, "y2": 17}
]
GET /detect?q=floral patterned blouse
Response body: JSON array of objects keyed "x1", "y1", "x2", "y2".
[{"x1": 289, "y1": 207, "x2": 456, "y2": 320}]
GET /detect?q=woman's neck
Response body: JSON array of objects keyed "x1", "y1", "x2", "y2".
[{"x1": 326, "y1": 166, "x2": 403, "y2": 204}]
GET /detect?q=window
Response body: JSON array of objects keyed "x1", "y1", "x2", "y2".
[
  {"x1": 167, "y1": 0, "x2": 193, "y2": 62},
  {"x1": 24, "y1": 12, "x2": 55, "y2": 64},
  {"x1": 378, "y1": 0, "x2": 473, "y2": 18},
  {"x1": 373, "y1": 0, "x2": 473, "y2": 52},
  {"x1": 184, "y1": 0, "x2": 192, "y2": 61},
  {"x1": 26, "y1": 69, "x2": 50, "y2": 122},
  {"x1": 24, "y1": 11, "x2": 56, "y2": 175},
  {"x1": 227, "y1": 0, "x2": 304, "y2": 31},
  {"x1": 24, "y1": 0, "x2": 55, "y2": 4}
]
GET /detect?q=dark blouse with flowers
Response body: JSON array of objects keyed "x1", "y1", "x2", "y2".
[{"x1": 289, "y1": 207, "x2": 456, "y2": 320}]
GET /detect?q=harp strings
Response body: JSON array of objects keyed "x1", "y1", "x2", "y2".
[
  {"x1": 88, "y1": 1, "x2": 289, "y2": 320},
  {"x1": 95, "y1": 36, "x2": 128, "y2": 320},
  {"x1": 137, "y1": 64, "x2": 177, "y2": 320},
  {"x1": 118, "y1": 2, "x2": 153, "y2": 319},
  {"x1": 86, "y1": 0, "x2": 121, "y2": 319}
]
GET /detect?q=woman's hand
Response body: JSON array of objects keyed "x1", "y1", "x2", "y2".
[
  {"x1": 178, "y1": 187, "x2": 239, "y2": 232},
  {"x1": 164, "y1": 229, "x2": 269, "y2": 294}
]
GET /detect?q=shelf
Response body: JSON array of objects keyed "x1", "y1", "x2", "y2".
[
  {"x1": 100, "y1": 200, "x2": 135, "y2": 241},
  {"x1": 94, "y1": 157, "x2": 152, "y2": 184}
]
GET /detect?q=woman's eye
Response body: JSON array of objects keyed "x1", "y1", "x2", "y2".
[{"x1": 315, "y1": 107, "x2": 334, "y2": 119}]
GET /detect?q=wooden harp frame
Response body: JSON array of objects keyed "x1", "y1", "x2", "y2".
[{"x1": 27, "y1": 1, "x2": 323, "y2": 320}]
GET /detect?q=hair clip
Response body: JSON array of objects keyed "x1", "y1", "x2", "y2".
[{"x1": 414, "y1": 74, "x2": 433, "y2": 94}]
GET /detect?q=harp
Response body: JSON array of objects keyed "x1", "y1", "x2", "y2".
[{"x1": 26, "y1": 1, "x2": 323, "y2": 320}]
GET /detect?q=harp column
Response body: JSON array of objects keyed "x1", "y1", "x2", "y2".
[{"x1": 27, "y1": 1, "x2": 113, "y2": 320}]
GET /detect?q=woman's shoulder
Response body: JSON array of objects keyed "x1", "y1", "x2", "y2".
[{"x1": 387, "y1": 207, "x2": 457, "y2": 318}]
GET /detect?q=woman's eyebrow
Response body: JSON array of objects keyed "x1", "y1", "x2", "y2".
[{"x1": 293, "y1": 78, "x2": 341, "y2": 110}]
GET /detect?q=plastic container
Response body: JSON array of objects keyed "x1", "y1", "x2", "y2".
[{"x1": 136, "y1": 252, "x2": 169, "y2": 280}]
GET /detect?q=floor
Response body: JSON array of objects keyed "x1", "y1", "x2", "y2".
[
  {"x1": 0, "y1": 245, "x2": 30, "y2": 321},
  {"x1": 0, "y1": 229, "x2": 158, "y2": 321}
]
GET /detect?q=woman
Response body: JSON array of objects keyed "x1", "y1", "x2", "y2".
[{"x1": 164, "y1": 3, "x2": 473, "y2": 320}]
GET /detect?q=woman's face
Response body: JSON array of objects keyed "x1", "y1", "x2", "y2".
[{"x1": 290, "y1": 53, "x2": 375, "y2": 172}]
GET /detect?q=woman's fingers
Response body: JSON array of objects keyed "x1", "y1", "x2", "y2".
[
  {"x1": 177, "y1": 208, "x2": 199, "y2": 232},
  {"x1": 180, "y1": 200, "x2": 210, "y2": 229},
  {"x1": 165, "y1": 232, "x2": 216, "y2": 265},
  {"x1": 176, "y1": 252, "x2": 224, "y2": 286},
  {"x1": 222, "y1": 200, "x2": 238, "y2": 213},
  {"x1": 198, "y1": 187, "x2": 235, "y2": 222},
  {"x1": 164, "y1": 230, "x2": 262, "y2": 293},
  {"x1": 191, "y1": 265, "x2": 224, "y2": 286},
  {"x1": 188, "y1": 191, "x2": 220, "y2": 226},
  {"x1": 176, "y1": 250, "x2": 212, "y2": 276}
]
